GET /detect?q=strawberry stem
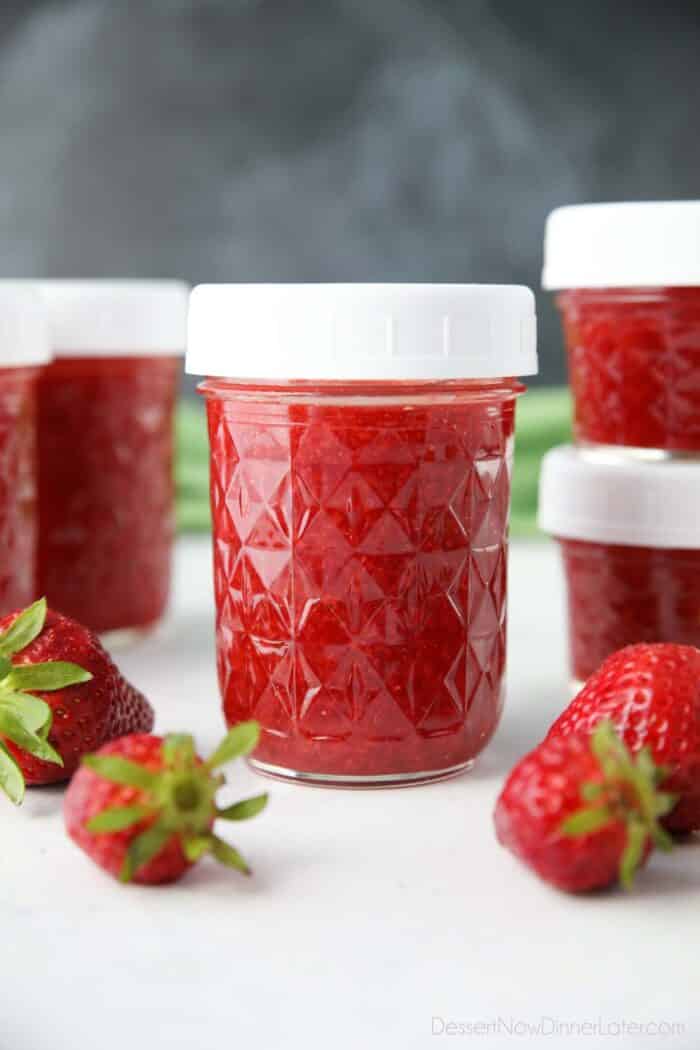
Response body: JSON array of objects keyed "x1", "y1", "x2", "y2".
[
  {"x1": 85, "y1": 725, "x2": 268, "y2": 882},
  {"x1": 560, "y1": 721, "x2": 677, "y2": 890}
]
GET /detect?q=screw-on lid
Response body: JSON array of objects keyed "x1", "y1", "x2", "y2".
[
  {"x1": 539, "y1": 444, "x2": 700, "y2": 549},
  {"x1": 0, "y1": 282, "x2": 51, "y2": 367},
  {"x1": 542, "y1": 202, "x2": 700, "y2": 290},
  {"x1": 37, "y1": 280, "x2": 189, "y2": 356},
  {"x1": 186, "y1": 283, "x2": 538, "y2": 381}
]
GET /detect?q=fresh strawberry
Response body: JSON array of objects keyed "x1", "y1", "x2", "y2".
[
  {"x1": 548, "y1": 644, "x2": 700, "y2": 833},
  {"x1": 494, "y1": 722, "x2": 675, "y2": 892},
  {"x1": 0, "y1": 599, "x2": 153, "y2": 801},
  {"x1": 64, "y1": 723, "x2": 267, "y2": 885}
]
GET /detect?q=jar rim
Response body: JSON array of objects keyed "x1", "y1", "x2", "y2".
[{"x1": 198, "y1": 375, "x2": 526, "y2": 406}]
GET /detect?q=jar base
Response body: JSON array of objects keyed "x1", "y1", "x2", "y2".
[{"x1": 247, "y1": 757, "x2": 474, "y2": 789}]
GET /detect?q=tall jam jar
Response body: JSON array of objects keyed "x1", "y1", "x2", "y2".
[
  {"x1": 36, "y1": 281, "x2": 188, "y2": 639},
  {"x1": 0, "y1": 283, "x2": 50, "y2": 615},
  {"x1": 543, "y1": 202, "x2": 700, "y2": 454},
  {"x1": 539, "y1": 445, "x2": 700, "y2": 687},
  {"x1": 187, "y1": 284, "x2": 538, "y2": 786}
]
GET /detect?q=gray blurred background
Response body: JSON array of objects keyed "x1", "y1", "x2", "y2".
[{"x1": 1, "y1": 0, "x2": 698, "y2": 388}]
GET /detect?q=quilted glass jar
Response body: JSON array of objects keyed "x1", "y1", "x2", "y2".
[
  {"x1": 0, "y1": 284, "x2": 50, "y2": 615},
  {"x1": 543, "y1": 202, "x2": 700, "y2": 453},
  {"x1": 36, "y1": 282, "x2": 188, "y2": 638},
  {"x1": 539, "y1": 445, "x2": 700, "y2": 686},
  {"x1": 188, "y1": 284, "x2": 538, "y2": 786}
]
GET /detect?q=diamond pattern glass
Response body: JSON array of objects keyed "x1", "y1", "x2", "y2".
[
  {"x1": 204, "y1": 381, "x2": 520, "y2": 785},
  {"x1": 561, "y1": 538, "x2": 700, "y2": 683},
  {"x1": 559, "y1": 288, "x2": 700, "y2": 452}
]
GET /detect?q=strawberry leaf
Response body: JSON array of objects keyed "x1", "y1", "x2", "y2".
[
  {"x1": 217, "y1": 792, "x2": 268, "y2": 822},
  {"x1": 0, "y1": 742, "x2": 24, "y2": 804},
  {"x1": 561, "y1": 806, "x2": 614, "y2": 837},
  {"x1": 650, "y1": 817, "x2": 675, "y2": 852},
  {"x1": 83, "y1": 754, "x2": 158, "y2": 791},
  {"x1": 210, "y1": 835, "x2": 251, "y2": 874},
  {"x1": 162, "y1": 733, "x2": 196, "y2": 769},
  {"x1": 0, "y1": 708, "x2": 62, "y2": 766},
  {"x1": 87, "y1": 805, "x2": 152, "y2": 834},
  {"x1": 183, "y1": 834, "x2": 213, "y2": 862},
  {"x1": 581, "y1": 782, "x2": 604, "y2": 802},
  {"x1": 120, "y1": 822, "x2": 172, "y2": 882},
  {"x1": 0, "y1": 692, "x2": 52, "y2": 733},
  {"x1": 5, "y1": 662, "x2": 92, "y2": 692},
  {"x1": 0, "y1": 655, "x2": 12, "y2": 680},
  {"x1": 0, "y1": 599, "x2": 47, "y2": 658},
  {"x1": 207, "y1": 721, "x2": 260, "y2": 769},
  {"x1": 620, "y1": 818, "x2": 647, "y2": 890}
]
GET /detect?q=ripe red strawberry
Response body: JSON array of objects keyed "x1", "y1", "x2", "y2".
[
  {"x1": 494, "y1": 722, "x2": 675, "y2": 892},
  {"x1": 0, "y1": 599, "x2": 153, "y2": 801},
  {"x1": 548, "y1": 644, "x2": 700, "y2": 833},
  {"x1": 64, "y1": 723, "x2": 267, "y2": 885}
]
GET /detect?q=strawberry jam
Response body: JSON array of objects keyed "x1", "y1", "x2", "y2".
[
  {"x1": 557, "y1": 288, "x2": 700, "y2": 452},
  {"x1": 559, "y1": 538, "x2": 700, "y2": 683},
  {"x1": 201, "y1": 378, "x2": 523, "y2": 785},
  {"x1": 0, "y1": 368, "x2": 40, "y2": 615},
  {"x1": 37, "y1": 356, "x2": 179, "y2": 635}
]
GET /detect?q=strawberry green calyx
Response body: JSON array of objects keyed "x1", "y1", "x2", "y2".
[
  {"x1": 84, "y1": 721, "x2": 268, "y2": 883},
  {"x1": 0, "y1": 599, "x2": 93, "y2": 804},
  {"x1": 560, "y1": 721, "x2": 677, "y2": 890}
]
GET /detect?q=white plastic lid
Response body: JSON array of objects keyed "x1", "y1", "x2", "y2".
[
  {"x1": 542, "y1": 202, "x2": 700, "y2": 290},
  {"x1": 0, "y1": 282, "x2": 51, "y2": 367},
  {"x1": 37, "y1": 280, "x2": 189, "y2": 356},
  {"x1": 186, "y1": 283, "x2": 538, "y2": 381},
  {"x1": 539, "y1": 445, "x2": 700, "y2": 549}
]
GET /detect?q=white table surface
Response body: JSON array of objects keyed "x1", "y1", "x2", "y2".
[{"x1": 4, "y1": 537, "x2": 699, "y2": 1050}]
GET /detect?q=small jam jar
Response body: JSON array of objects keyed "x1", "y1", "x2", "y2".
[
  {"x1": 0, "y1": 283, "x2": 50, "y2": 615},
  {"x1": 36, "y1": 281, "x2": 188, "y2": 638},
  {"x1": 543, "y1": 202, "x2": 700, "y2": 454},
  {"x1": 187, "y1": 284, "x2": 538, "y2": 786},
  {"x1": 539, "y1": 444, "x2": 700, "y2": 686}
]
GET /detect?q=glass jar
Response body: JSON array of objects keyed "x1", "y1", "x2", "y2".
[
  {"x1": 0, "y1": 284, "x2": 50, "y2": 615},
  {"x1": 543, "y1": 202, "x2": 700, "y2": 454},
  {"x1": 36, "y1": 281, "x2": 188, "y2": 638},
  {"x1": 188, "y1": 284, "x2": 538, "y2": 786},
  {"x1": 539, "y1": 445, "x2": 700, "y2": 686}
]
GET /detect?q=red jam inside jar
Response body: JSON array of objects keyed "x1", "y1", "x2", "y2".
[
  {"x1": 557, "y1": 287, "x2": 700, "y2": 452},
  {"x1": 0, "y1": 368, "x2": 40, "y2": 615},
  {"x1": 37, "y1": 356, "x2": 179, "y2": 635},
  {"x1": 559, "y1": 537, "x2": 700, "y2": 684},
  {"x1": 201, "y1": 378, "x2": 524, "y2": 785}
]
